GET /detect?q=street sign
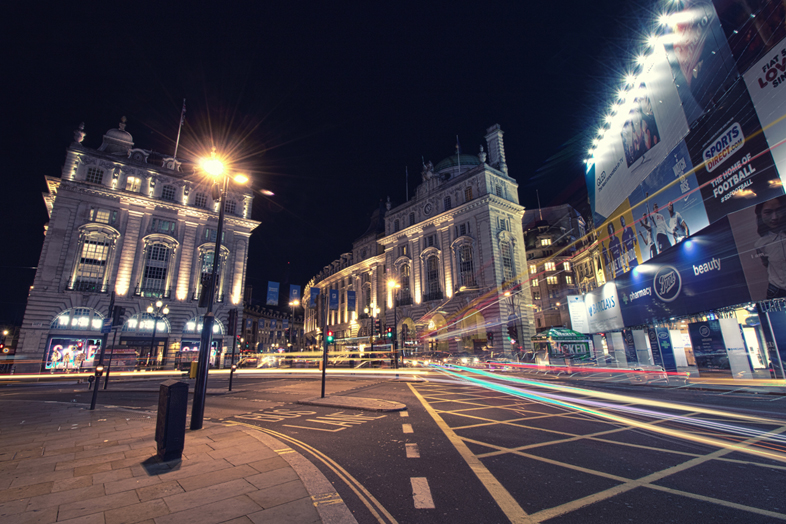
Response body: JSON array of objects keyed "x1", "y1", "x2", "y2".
[{"x1": 101, "y1": 319, "x2": 112, "y2": 334}]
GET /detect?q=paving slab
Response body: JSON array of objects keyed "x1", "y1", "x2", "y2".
[{"x1": 0, "y1": 400, "x2": 357, "y2": 524}]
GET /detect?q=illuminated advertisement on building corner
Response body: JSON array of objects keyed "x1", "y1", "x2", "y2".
[
  {"x1": 662, "y1": 0, "x2": 739, "y2": 126},
  {"x1": 721, "y1": 0, "x2": 786, "y2": 76},
  {"x1": 588, "y1": 45, "x2": 690, "y2": 226},
  {"x1": 743, "y1": 36, "x2": 786, "y2": 188},
  {"x1": 567, "y1": 284, "x2": 624, "y2": 334},
  {"x1": 686, "y1": 80, "x2": 783, "y2": 222},
  {"x1": 615, "y1": 216, "x2": 750, "y2": 326},
  {"x1": 629, "y1": 141, "x2": 710, "y2": 264}
]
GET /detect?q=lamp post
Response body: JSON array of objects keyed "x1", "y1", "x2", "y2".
[
  {"x1": 289, "y1": 299, "x2": 299, "y2": 351},
  {"x1": 146, "y1": 300, "x2": 169, "y2": 368},
  {"x1": 191, "y1": 150, "x2": 249, "y2": 430},
  {"x1": 364, "y1": 304, "x2": 379, "y2": 362},
  {"x1": 387, "y1": 280, "x2": 400, "y2": 369}
]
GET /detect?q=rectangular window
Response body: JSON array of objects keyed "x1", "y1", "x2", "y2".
[
  {"x1": 563, "y1": 261, "x2": 571, "y2": 271},
  {"x1": 151, "y1": 218, "x2": 176, "y2": 235},
  {"x1": 90, "y1": 207, "x2": 115, "y2": 225},
  {"x1": 464, "y1": 187, "x2": 473, "y2": 202},
  {"x1": 540, "y1": 238, "x2": 552, "y2": 246},
  {"x1": 225, "y1": 200, "x2": 236, "y2": 215},
  {"x1": 409, "y1": 212, "x2": 416, "y2": 226},
  {"x1": 459, "y1": 224, "x2": 467, "y2": 237},
  {"x1": 161, "y1": 185, "x2": 176, "y2": 202},
  {"x1": 398, "y1": 245, "x2": 408, "y2": 257},
  {"x1": 86, "y1": 167, "x2": 104, "y2": 184},
  {"x1": 547, "y1": 276, "x2": 558, "y2": 285},
  {"x1": 125, "y1": 176, "x2": 141, "y2": 192},
  {"x1": 205, "y1": 228, "x2": 225, "y2": 243},
  {"x1": 194, "y1": 193, "x2": 207, "y2": 208},
  {"x1": 496, "y1": 185, "x2": 503, "y2": 197},
  {"x1": 459, "y1": 244, "x2": 476, "y2": 287},
  {"x1": 444, "y1": 196, "x2": 452, "y2": 211},
  {"x1": 426, "y1": 234, "x2": 436, "y2": 248},
  {"x1": 529, "y1": 264, "x2": 537, "y2": 274},
  {"x1": 532, "y1": 278, "x2": 538, "y2": 287},
  {"x1": 566, "y1": 275, "x2": 573, "y2": 284},
  {"x1": 544, "y1": 262, "x2": 555, "y2": 271}
]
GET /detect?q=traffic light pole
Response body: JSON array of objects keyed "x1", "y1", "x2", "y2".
[{"x1": 320, "y1": 293, "x2": 328, "y2": 398}]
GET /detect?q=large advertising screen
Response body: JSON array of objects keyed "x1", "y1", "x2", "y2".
[
  {"x1": 588, "y1": 46, "x2": 690, "y2": 226},
  {"x1": 587, "y1": 0, "x2": 786, "y2": 237},
  {"x1": 615, "y1": 217, "x2": 750, "y2": 326},
  {"x1": 744, "y1": 36, "x2": 786, "y2": 189},
  {"x1": 687, "y1": 80, "x2": 783, "y2": 222}
]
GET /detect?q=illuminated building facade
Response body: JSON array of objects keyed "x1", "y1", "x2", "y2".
[
  {"x1": 305, "y1": 125, "x2": 535, "y2": 356},
  {"x1": 16, "y1": 119, "x2": 259, "y2": 372}
]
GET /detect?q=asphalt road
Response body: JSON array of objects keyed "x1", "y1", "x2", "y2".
[{"x1": 2, "y1": 371, "x2": 785, "y2": 523}]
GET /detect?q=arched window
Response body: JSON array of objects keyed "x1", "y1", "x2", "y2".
[
  {"x1": 195, "y1": 246, "x2": 230, "y2": 303},
  {"x1": 458, "y1": 244, "x2": 477, "y2": 288},
  {"x1": 136, "y1": 235, "x2": 178, "y2": 298},
  {"x1": 500, "y1": 242, "x2": 514, "y2": 282},
  {"x1": 425, "y1": 255, "x2": 440, "y2": 300},
  {"x1": 50, "y1": 308, "x2": 105, "y2": 331},
  {"x1": 399, "y1": 264, "x2": 411, "y2": 303},
  {"x1": 183, "y1": 316, "x2": 226, "y2": 335},
  {"x1": 122, "y1": 313, "x2": 171, "y2": 333},
  {"x1": 68, "y1": 225, "x2": 119, "y2": 293}
]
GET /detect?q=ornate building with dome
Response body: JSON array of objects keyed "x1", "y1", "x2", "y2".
[
  {"x1": 304, "y1": 124, "x2": 534, "y2": 358},
  {"x1": 16, "y1": 118, "x2": 259, "y2": 372}
]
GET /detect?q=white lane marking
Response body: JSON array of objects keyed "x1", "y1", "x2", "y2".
[
  {"x1": 411, "y1": 477, "x2": 435, "y2": 509},
  {"x1": 400, "y1": 411, "x2": 409, "y2": 417},
  {"x1": 406, "y1": 443, "x2": 420, "y2": 458},
  {"x1": 402, "y1": 423, "x2": 413, "y2": 433}
]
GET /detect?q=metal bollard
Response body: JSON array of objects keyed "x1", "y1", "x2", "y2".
[{"x1": 155, "y1": 380, "x2": 189, "y2": 461}]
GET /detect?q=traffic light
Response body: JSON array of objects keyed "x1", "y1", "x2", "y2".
[
  {"x1": 385, "y1": 327, "x2": 393, "y2": 339},
  {"x1": 507, "y1": 325, "x2": 517, "y2": 344},
  {"x1": 374, "y1": 318, "x2": 381, "y2": 334},
  {"x1": 326, "y1": 330, "x2": 335, "y2": 344},
  {"x1": 112, "y1": 306, "x2": 125, "y2": 327}
]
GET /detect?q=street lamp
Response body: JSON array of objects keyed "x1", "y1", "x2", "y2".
[
  {"x1": 387, "y1": 280, "x2": 400, "y2": 369},
  {"x1": 146, "y1": 300, "x2": 169, "y2": 368},
  {"x1": 289, "y1": 299, "x2": 300, "y2": 351},
  {"x1": 191, "y1": 149, "x2": 249, "y2": 430}
]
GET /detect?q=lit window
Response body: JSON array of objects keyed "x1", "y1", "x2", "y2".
[
  {"x1": 501, "y1": 242, "x2": 514, "y2": 282},
  {"x1": 529, "y1": 264, "x2": 537, "y2": 274},
  {"x1": 564, "y1": 261, "x2": 571, "y2": 271},
  {"x1": 194, "y1": 193, "x2": 207, "y2": 208},
  {"x1": 90, "y1": 208, "x2": 116, "y2": 225},
  {"x1": 125, "y1": 176, "x2": 141, "y2": 192},
  {"x1": 71, "y1": 231, "x2": 112, "y2": 292},
  {"x1": 161, "y1": 185, "x2": 176, "y2": 202},
  {"x1": 140, "y1": 244, "x2": 170, "y2": 297},
  {"x1": 151, "y1": 218, "x2": 176, "y2": 235},
  {"x1": 541, "y1": 238, "x2": 552, "y2": 246},
  {"x1": 532, "y1": 290, "x2": 541, "y2": 300},
  {"x1": 566, "y1": 275, "x2": 573, "y2": 284},
  {"x1": 532, "y1": 278, "x2": 538, "y2": 287},
  {"x1": 544, "y1": 262, "x2": 555, "y2": 271},
  {"x1": 547, "y1": 276, "x2": 558, "y2": 285},
  {"x1": 86, "y1": 167, "x2": 104, "y2": 184}
]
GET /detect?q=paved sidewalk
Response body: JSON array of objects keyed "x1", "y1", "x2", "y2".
[{"x1": 0, "y1": 400, "x2": 357, "y2": 524}]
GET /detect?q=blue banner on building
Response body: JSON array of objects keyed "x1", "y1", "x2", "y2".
[
  {"x1": 310, "y1": 287, "x2": 320, "y2": 307},
  {"x1": 347, "y1": 290, "x2": 356, "y2": 311},
  {"x1": 329, "y1": 289, "x2": 339, "y2": 310},
  {"x1": 290, "y1": 284, "x2": 301, "y2": 303},
  {"x1": 283, "y1": 319, "x2": 289, "y2": 329},
  {"x1": 266, "y1": 281, "x2": 280, "y2": 306},
  {"x1": 271, "y1": 320, "x2": 277, "y2": 329},
  {"x1": 615, "y1": 217, "x2": 750, "y2": 326}
]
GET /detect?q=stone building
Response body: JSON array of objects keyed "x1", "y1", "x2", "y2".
[
  {"x1": 305, "y1": 125, "x2": 534, "y2": 357},
  {"x1": 17, "y1": 118, "x2": 259, "y2": 372}
]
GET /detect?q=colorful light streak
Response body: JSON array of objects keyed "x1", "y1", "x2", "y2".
[{"x1": 433, "y1": 365, "x2": 786, "y2": 463}]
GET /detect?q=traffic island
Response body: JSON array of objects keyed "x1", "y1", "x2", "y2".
[{"x1": 298, "y1": 396, "x2": 406, "y2": 412}]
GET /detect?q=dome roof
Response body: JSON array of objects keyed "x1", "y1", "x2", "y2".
[
  {"x1": 434, "y1": 153, "x2": 481, "y2": 173},
  {"x1": 105, "y1": 127, "x2": 133, "y2": 144}
]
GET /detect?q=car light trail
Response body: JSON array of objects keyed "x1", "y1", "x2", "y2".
[{"x1": 432, "y1": 365, "x2": 786, "y2": 463}]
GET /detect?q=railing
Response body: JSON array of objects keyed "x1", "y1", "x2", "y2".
[
  {"x1": 192, "y1": 291, "x2": 225, "y2": 303},
  {"x1": 67, "y1": 281, "x2": 109, "y2": 293},
  {"x1": 134, "y1": 285, "x2": 171, "y2": 299},
  {"x1": 422, "y1": 291, "x2": 443, "y2": 302}
]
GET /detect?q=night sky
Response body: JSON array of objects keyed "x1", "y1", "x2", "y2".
[{"x1": 2, "y1": 1, "x2": 647, "y2": 323}]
